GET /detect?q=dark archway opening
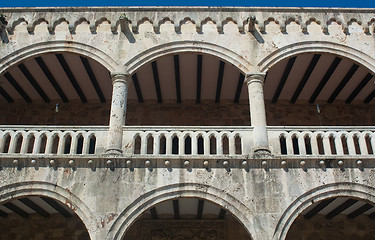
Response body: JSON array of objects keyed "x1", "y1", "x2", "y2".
[
  {"x1": 286, "y1": 197, "x2": 375, "y2": 240},
  {"x1": 0, "y1": 196, "x2": 90, "y2": 239},
  {"x1": 123, "y1": 197, "x2": 251, "y2": 240}
]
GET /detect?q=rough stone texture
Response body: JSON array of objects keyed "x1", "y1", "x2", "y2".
[
  {"x1": 286, "y1": 215, "x2": 375, "y2": 240},
  {"x1": 0, "y1": 214, "x2": 90, "y2": 240},
  {"x1": 0, "y1": 164, "x2": 374, "y2": 240},
  {"x1": 0, "y1": 6, "x2": 374, "y2": 240}
]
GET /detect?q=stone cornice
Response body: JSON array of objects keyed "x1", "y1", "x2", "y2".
[{"x1": 0, "y1": 7, "x2": 374, "y2": 35}]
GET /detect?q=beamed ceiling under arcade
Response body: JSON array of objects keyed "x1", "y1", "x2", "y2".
[{"x1": 0, "y1": 52, "x2": 374, "y2": 105}]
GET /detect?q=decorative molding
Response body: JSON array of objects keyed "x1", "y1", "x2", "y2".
[{"x1": 0, "y1": 7, "x2": 374, "y2": 35}]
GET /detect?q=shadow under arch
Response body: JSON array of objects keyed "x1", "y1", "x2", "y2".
[
  {"x1": 273, "y1": 182, "x2": 375, "y2": 240},
  {"x1": 0, "y1": 40, "x2": 121, "y2": 75},
  {"x1": 258, "y1": 41, "x2": 375, "y2": 74},
  {"x1": 107, "y1": 183, "x2": 257, "y2": 240},
  {"x1": 124, "y1": 40, "x2": 252, "y2": 75},
  {"x1": 0, "y1": 181, "x2": 97, "y2": 240}
]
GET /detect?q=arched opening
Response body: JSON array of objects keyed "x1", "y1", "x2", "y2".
[
  {"x1": 122, "y1": 197, "x2": 252, "y2": 240},
  {"x1": 88, "y1": 135, "x2": 96, "y2": 154},
  {"x1": 280, "y1": 135, "x2": 287, "y2": 155},
  {"x1": 197, "y1": 135, "x2": 204, "y2": 155},
  {"x1": 159, "y1": 135, "x2": 166, "y2": 155},
  {"x1": 76, "y1": 135, "x2": 84, "y2": 154},
  {"x1": 0, "y1": 195, "x2": 90, "y2": 239},
  {"x1": 0, "y1": 52, "x2": 112, "y2": 126},
  {"x1": 51, "y1": 135, "x2": 59, "y2": 154},
  {"x1": 126, "y1": 53, "x2": 249, "y2": 126},
  {"x1": 14, "y1": 134, "x2": 23, "y2": 153},
  {"x1": 286, "y1": 196, "x2": 375, "y2": 240},
  {"x1": 63, "y1": 134, "x2": 72, "y2": 154},
  {"x1": 147, "y1": 135, "x2": 154, "y2": 154},
  {"x1": 210, "y1": 135, "x2": 217, "y2": 155},
  {"x1": 264, "y1": 52, "x2": 375, "y2": 127}
]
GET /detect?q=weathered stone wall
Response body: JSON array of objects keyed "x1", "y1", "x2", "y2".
[
  {"x1": 286, "y1": 215, "x2": 375, "y2": 240},
  {"x1": 1, "y1": 162, "x2": 374, "y2": 240},
  {"x1": 1, "y1": 100, "x2": 374, "y2": 126},
  {"x1": 0, "y1": 214, "x2": 89, "y2": 240}
]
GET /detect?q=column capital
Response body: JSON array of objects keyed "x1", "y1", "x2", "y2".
[
  {"x1": 244, "y1": 73, "x2": 266, "y2": 85},
  {"x1": 110, "y1": 72, "x2": 131, "y2": 85}
]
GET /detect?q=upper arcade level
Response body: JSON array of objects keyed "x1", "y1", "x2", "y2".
[{"x1": 0, "y1": 7, "x2": 374, "y2": 162}]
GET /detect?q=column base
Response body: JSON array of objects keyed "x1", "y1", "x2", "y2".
[
  {"x1": 104, "y1": 149, "x2": 123, "y2": 156},
  {"x1": 251, "y1": 146, "x2": 272, "y2": 158}
]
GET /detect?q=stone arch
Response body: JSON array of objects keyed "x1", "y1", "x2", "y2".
[
  {"x1": 107, "y1": 183, "x2": 257, "y2": 240},
  {"x1": 258, "y1": 41, "x2": 375, "y2": 74},
  {"x1": 124, "y1": 40, "x2": 252, "y2": 75},
  {"x1": 0, "y1": 40, "x2": 121, "y2": 75},
  {"x1": 273, "y1": 182, "x2": 375, "y2": 240},
  {"x1": 0, "y1": 181, "x2": 97, "y2": 240}
]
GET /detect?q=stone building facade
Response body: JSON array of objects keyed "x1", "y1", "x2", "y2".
[{"x1": 0, "y1": 6, "x2": 374, "y2": 240}]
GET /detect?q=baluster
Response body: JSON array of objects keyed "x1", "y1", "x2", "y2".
[
  {"x1": 370, "y1": 133, "x2": 375, "y2": 155},
  {"x1": 153, "y1": 133, "x2": 160, "y2": 155},
  {"x1": 358, "y1": 133, "x2": 368, "y2": 155},
  {"x1": 70, "y1": 133, "x2": 79, "y2": 154},
  {"x1": 192, "y1": 132, "x2": 198, "y2": 155},
  {"x1": 82, "y1": 133, "x2": 89, "y2": 154},
  {"x1": 285, "y1": 134, "x2": 294, "y2": 155},
  {"x1": 216, "y1": 133, "x2": 223, "y2": 155},
  {"x1": 204, "y1": 133, "x2": 210, "y2": 156},
  {"x1": 229, "y1": 134, "x2": 235, "y2": 155},
  {"x1": 179, "y1": 133, "x2": 184, "y2": 155},
  {"x1": 298, "y1": 133, "x2": 306, "y2": 155},
  {"x1": 322, "y1": 134, "x2": 331, "y2": 156},
  {"x1": 8, "y1": 133, "x2": 18, "y2": 153},
  {"x1": 334, "y1": 132, "x2": 344, "y2": 155},
  {"x1": 166, "y1": 133, "x2": 172, "y2": 155},
  {"x1": 57, "y1": 133, "x2": 65, "y2": 155},
  {"x1": 20, "y1": 133, "x2": 29, "y2": 154},
  {"x1": 45, "y1": 133, "x2": 54, "y2": 154},
  {"x1": 310, "y1": 133, "x2": 319, "y2": 155},
  {"x1": 32, "y1": 132, "x2": 42, "y2": 154},
  {"x1": 346, "y1": 134, "x2": 356, "y2": 155},
  {"x1": 141, "y1": 133, "x2": 147, "y2": 155},
  {"x1": 0, "y1": 132, "x2": 5, "y2": 153}
]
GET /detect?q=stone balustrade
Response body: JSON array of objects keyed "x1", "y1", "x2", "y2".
[
  {"x1": 0, "y1": 126, "x2": 108, "y2": 156},
  {"x1": 268, "y1": 126, "x2": 375, "y2": 158},
  {"x1": 122, "y1": 126, "x2": 252, "y2": 158},
  {"x1": 0, "y1": 125, "x2": 375, "y2": 160}
]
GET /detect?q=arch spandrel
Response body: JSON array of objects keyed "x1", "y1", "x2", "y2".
[
  {"x1": 0, "y1": 181, "x2": 98, "y2": 240},
  {"x1": 257, "y1": 41, "x2": 375, "y2": 74},
  {"x1": 0, "y1": 40, "x2": 121, "y2": 75},
  {"x1": 106, "y1": 183, "x2": 267, "y2": 240},
  {"x1": 124, "y1": 41, "x2": 253, "y2": 75},
  {"x1": 273, "y1": 182, "x2": 375, "y2": 240}
]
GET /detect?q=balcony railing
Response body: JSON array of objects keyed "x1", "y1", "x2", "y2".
[
  {"x1": 268, "y1": 126, "x2": 375, "y2": 158},
  {"x1": 0, "y1": 126, "x2": 108, "y2": 156},
  {"x1": 0, "y1": 125, "x2": 374, "y2": 159},
  {"x1": 122, "y1": 126, "x2": 252, "y2": 158}
]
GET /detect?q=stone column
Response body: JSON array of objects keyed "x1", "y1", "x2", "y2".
[
  {"x1": 245, "y1": 73, "x2": 270, "y2": 154},
  {"x1": 106, "y1": 72, "x2": 129, "y2": 155}
]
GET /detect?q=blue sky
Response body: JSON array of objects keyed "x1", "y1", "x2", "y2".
[{"x1": 0, "y1": 0, "x2": 374, "y2": 8}]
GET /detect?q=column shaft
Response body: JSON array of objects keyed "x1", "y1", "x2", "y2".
[
  {"x1": 106, "y1": 73, "x2": 129, "y2": 155},
  {"x1": 245, "y1": 73, "x2": 270, "y2": 153}
]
